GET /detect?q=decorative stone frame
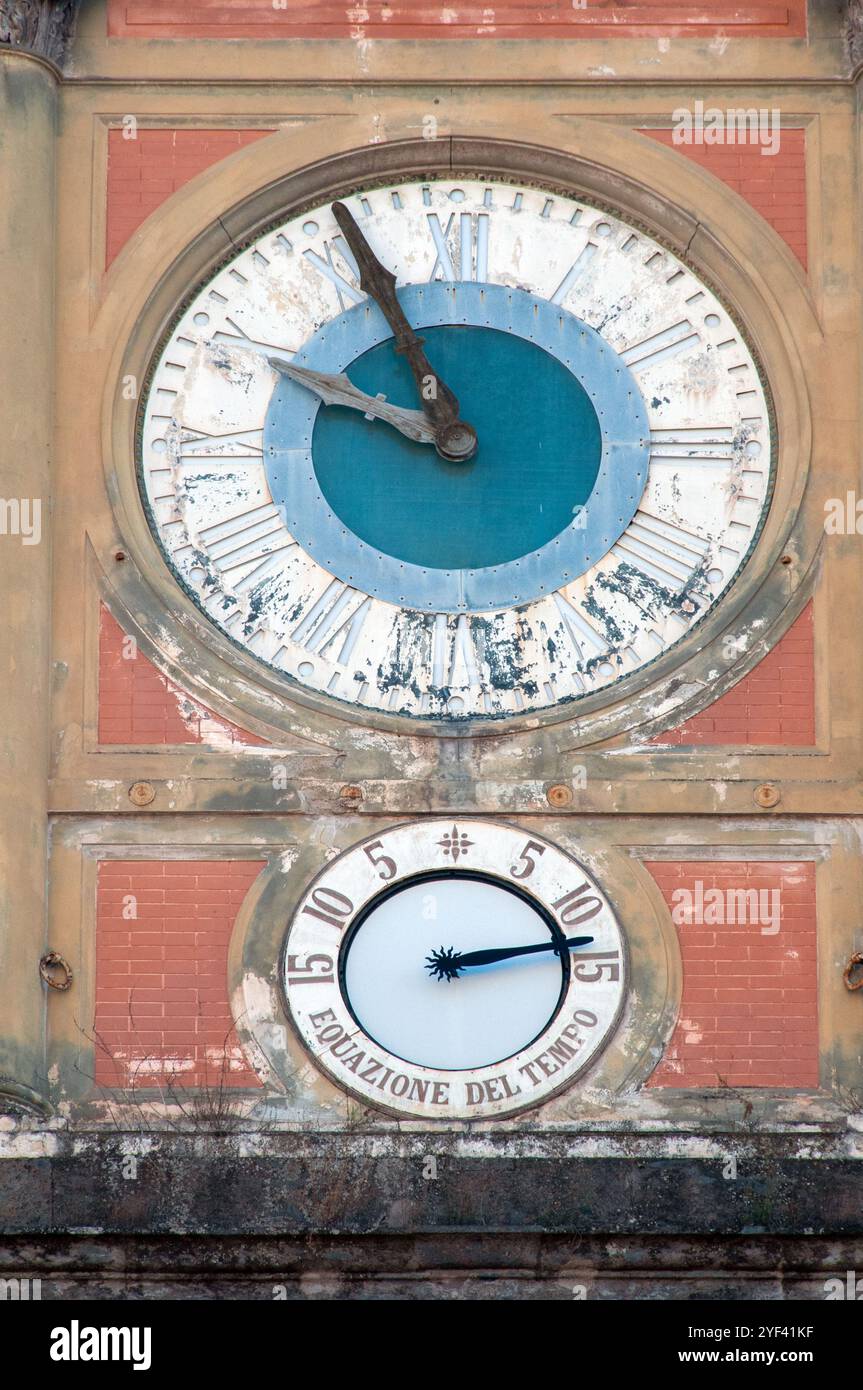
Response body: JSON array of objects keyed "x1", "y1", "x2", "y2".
[
  {"x1": 225, "y1": 816, "x2": 679, "y2": 1121},
  {"x1": 101, "y1": 129, "x2": 820, "y2": 745},
  {"x1": 49, "y1": 808, "x2": 851, "y2": 1127}
]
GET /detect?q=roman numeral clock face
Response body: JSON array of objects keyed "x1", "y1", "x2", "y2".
[{"x1": 139, "y1": 178, "x2": 774, "y2": 722}]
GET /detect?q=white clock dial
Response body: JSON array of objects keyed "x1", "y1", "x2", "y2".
[
  {"x1": 282, "y1": 821, "x2": 626, "y2": 1121},
  {"x1": 342, "y1": 876, "x2": 567, "y2": 1070},
  {"x1": 139, "y1": 176, "x2": 774, "y2": 721}
]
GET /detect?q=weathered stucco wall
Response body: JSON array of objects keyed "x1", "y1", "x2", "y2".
[{"x1": 0, "y1": 0, "x2": 861, "y2": 1296}]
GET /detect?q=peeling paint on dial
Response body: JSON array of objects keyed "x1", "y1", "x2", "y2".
[{"x1": 139, "y1": 177, "x2": 774, "y2": 724}]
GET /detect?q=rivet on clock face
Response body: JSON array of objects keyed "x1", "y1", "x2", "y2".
[
  {"x1": 128, "y1": 781, "x2": 156, "y2": 807},
  {"x1": 546, "y1": 783, "x2": 574, "y2": 808},
  {"x1": 754, "y1": 783, "x2": 781, "y2": 809}
]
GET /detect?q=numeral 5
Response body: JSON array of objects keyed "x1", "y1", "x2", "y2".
[{"x1": 510, "y1": 839, "x2": 547, "y2": 880}]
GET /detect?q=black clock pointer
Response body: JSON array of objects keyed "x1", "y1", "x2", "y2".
[
  {"x1": 425, "y1": 935, "x2": 595, "y2": 983},
  {"x1": 331, "y1": 201, "x2": 478, "y2": 463}
]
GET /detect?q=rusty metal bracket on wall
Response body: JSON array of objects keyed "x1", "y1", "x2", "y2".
[
  {"x1": 39, "y1": 950, "x2": 73, "y2": 991},
  {"x1": 843, "y1": 952, "x2": 863, "y2": 991}
]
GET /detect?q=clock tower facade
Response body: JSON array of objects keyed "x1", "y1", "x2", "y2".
[{"x1": 1, "y1": 0, "x2": 861, "y2": 1299}]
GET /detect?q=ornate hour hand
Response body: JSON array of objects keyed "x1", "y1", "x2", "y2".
[
  {"x1": 268, "y1": 356, "x2": 437, "y2": 445},
  {"x1": 425, "y1": 935, "x2": 595, "y2": 982},
  {"x1": 331, "y1": 200, "x2": 478, "y2": 463}
]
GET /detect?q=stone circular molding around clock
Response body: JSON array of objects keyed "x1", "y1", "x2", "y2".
[
  {"x1": 264, "y1": 283, "x2": 650, "y2": 613},
  {"x1": 123, "y1": 149, "x2": 798, "y2": 730},
  {"x1": 280, "y1": 819, "x2": 627, "y2": 1120}
]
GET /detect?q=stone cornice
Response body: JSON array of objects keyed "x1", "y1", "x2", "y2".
[{"x1": 0, "y1": 0, "x2": 79, "y2": 67}]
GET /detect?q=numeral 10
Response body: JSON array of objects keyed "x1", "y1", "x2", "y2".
[
  {"x1": 553, "y1": 883, "x2": 603, "y2": 926},
  {"x1": 301, "y1": 886, "x2": 354, "y2": 929}
]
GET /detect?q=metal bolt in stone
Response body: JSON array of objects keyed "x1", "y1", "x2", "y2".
[
  {"x1": 546, "y1": 784, "x2": 574, "y2": 808},
  {"x1": 339, "y1": 784, "x2": 364, "y2": 810},
  {"x1": 128, "y1": 781, "x2": 156, "y2": 807}
]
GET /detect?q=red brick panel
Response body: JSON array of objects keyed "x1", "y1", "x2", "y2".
[
  {"x1": 652, "y1": 603, "x2": 815, "y2": 747},
  {"x1": 108, "y1": 1, "x2": 806, "y2": 40},
  {"x1": 645, "y1": 860, "x2": 818, "y2": 1088},
  {"x1": 98, "y1": 606, "x2": 269, "y2": 747},
  {"x1": 642, "y1": 127, "x2": 807, "y2": 268},
  {"x1": 106, "y1": 127, "x2": 272, "y2": 267},
  {"x1": 95, "y1": 860, "x2": 266, "y2": 1088}
]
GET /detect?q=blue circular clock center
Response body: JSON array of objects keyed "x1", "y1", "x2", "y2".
[
  {"x1": 264, "y1": 283, "x2": 650, "y2": 613},
  {"x1": 311, "y1": 325, "x2": 603, "y2": 572}
]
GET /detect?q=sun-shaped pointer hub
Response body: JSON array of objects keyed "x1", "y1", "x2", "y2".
[{"x1": 425, "y1": 947, "x2": 463, "y2": 982}]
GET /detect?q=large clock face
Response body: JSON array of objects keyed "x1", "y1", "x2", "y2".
[
  {"x1": 282, "y1": 821, "x2": 626, "y2": 1120},
  {"x1": 139, "y1": 175, "x2": 774, "y2": 722}
]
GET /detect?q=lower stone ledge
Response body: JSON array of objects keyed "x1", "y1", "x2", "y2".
[
  {"x1": 0, "y1": 1234, "x2": 861, "y2": 1300},
  {"x1": 0, "y1": 1132, "x2": 860, "y2": 1238}
]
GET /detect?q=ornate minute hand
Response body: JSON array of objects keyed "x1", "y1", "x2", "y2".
[
  {"x1": 425, "y1": 935, "x2": 595, "y2": 983},
  {"x1": 331, "y1": 201, "x2": 478, "y2": 463},
  {"x1": 268, "y1": 357, "x2": 437, "y2": 445}
]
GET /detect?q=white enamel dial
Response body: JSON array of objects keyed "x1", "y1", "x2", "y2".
[
  {"x1": 139, "y1": 176, "x2": 774, "y2": 722},
  {"x1": 282, "y1": 820, "x2": 626, "y2": 1120},
  {"x1": 343, "y1": 876, "x2": 566, "y2": 1070}
]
